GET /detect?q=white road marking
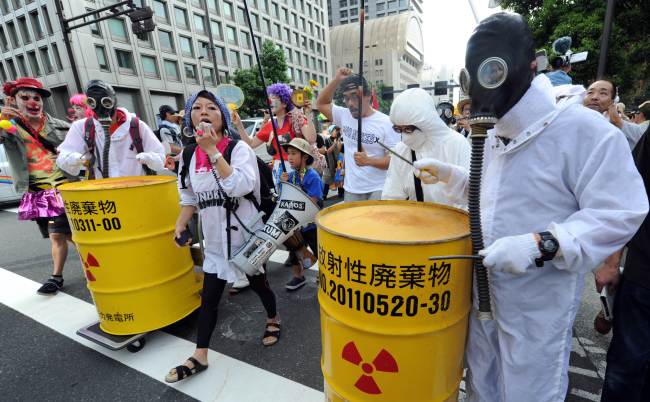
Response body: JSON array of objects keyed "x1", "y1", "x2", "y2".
[
  {"x1": 597, "y1": 360, "x2": 607, "y2": 378},
  {"x1": 267, "y1": 249, "x2": 319, "y2": 271},
  {"x1": 570, "y1": 388, "x2": 601, "y2": 402},
  {"x1": 2, "y1": 207, "x2": 19, "y2": 213},
  {"x1": 578, "y1": 337, "x2": 595, "y2": 345},
  {"x1": 0, "y1": 267, "x2": 323, "y2": 402},
  {"x1": 584, "y1": 345, "x2": 607, "y2": 355},
  {"x1": 572, "y1": 337, "x2": 587, "y2": 358},
  {"x1": 568, "y1": 366, "x2": 599, "y2": 378}
]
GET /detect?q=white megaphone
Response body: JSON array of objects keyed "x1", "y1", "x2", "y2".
[{"x1": 230, "y1": 182, "x2": 320, "y2": 276}]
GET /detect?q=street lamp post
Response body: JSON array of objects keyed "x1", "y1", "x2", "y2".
[{"x1": 198, "y1": 56, "x2": 206, "y2": 90}]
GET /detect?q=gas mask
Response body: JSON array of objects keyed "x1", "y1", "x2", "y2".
[
  {"x1": 436, "y1": 102, "x2": 455, "y2": 126},
  {"x1": 460, "y1": 13, "x2": 536, "y2": 121},
  {"x1": 84, "y1": 80, "x2": 117, "y2": 121}
]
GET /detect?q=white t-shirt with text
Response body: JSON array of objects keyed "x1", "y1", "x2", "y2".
[{"x1": 332, "y1": 105, "x2": 400, "y2": 194}]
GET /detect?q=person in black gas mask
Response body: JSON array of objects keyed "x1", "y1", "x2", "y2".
[
  {"x1": 57, "y1": 80, "x2": 165, "y2": 178},
  {"x1": 413, "y1": 13, "x2": 648, "y2": 401}
]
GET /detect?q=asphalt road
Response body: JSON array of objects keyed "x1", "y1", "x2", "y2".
[{"x1": 0, "y1": 198, "x2": 610, "y2": 402}]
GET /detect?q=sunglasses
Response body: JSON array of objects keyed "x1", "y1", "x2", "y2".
[
  {"x1": 18, "y1": 94, "x2": 42, "y2": 102},
  {"x1": 392, "y1": 125, "x2": 419, "y2": 134}
]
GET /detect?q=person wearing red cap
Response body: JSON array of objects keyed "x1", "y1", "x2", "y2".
[{"x1": 0, "y1": 77, "x2": 77, "y2": 295}]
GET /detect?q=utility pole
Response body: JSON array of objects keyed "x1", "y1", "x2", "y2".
[
  {"x1": 597, "y1": 0, "x2": 616, "y2": 79},
  {"x1": 202, "y1": 0, "x2": 220, "y2": 85},
  {"x1": 54, "y1": 0, "x2": 155, "y2": 93}
]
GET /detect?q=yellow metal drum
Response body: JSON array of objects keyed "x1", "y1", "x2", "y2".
[
  {"x1": 58, "y1": 176, "x2": 201, "y2": 335},
  {"x1": 316, "y1": 201, "x2": 472, "y2": 402}
]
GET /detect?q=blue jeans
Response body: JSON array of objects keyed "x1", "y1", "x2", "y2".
[{"x1": 601, "y1": 276, "x2": 650, "y2": 401}]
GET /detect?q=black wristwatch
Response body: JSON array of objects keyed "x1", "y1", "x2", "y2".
[{"x1": 535, "y1": 231, "x2": 559, "y2": 267}]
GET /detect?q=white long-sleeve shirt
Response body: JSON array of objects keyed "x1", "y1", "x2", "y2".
[
  {"x1": 451, "y1": 75, "x2": 648, "y2": 402},
  {"x1": 57, "y1": 108, "x2": 165, "y2": 178},
  {"x1": 620, "y1": 119, "x2": 649, "y2": 150},
  {"x1": 178, "y1": 141, "x2": 262, "y2": 281}
]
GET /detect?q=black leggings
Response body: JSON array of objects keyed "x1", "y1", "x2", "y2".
[{"x1": 196, "y1": 269, "x2": 277, "y2": 348}]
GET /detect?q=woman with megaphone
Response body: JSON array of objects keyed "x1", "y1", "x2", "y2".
[{"x1": 165, "y1": 90, "x2": 280, "y2": 384}]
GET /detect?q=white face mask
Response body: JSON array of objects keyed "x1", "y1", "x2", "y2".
[{"x1": 401, "y1": 132, "x2": 427, "y2": 151}]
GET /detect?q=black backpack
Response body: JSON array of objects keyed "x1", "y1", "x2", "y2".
[{"x1": 179, "y1": 140, "x2": 276, "y2": 223}]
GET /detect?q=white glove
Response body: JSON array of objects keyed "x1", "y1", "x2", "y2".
[
  {"x1": 479, "y1": 233, "x2": 541, "y2": 275},
  {"x1": 135, "y1": 152, "x2": 164, "y2": 172},
  {"x1": 413, "y1": 158, "x2": 452, "y2": 184}
]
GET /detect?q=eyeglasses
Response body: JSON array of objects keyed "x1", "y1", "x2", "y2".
[
  {"x1": 18, "y1": 94, "x2": 42, "y2": 102},
  {"x1": 392, "y1": 125, "x2": 419, "y2": 134}
]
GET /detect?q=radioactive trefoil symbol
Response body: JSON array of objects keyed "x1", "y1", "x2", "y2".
[
  {"x1": 342, "y1": 341, "x2": 399, "y2": 395},
  {"x1": 83, "y1": 253, "x2": 100, "y2": 281}
]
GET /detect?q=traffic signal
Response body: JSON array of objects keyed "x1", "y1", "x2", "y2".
[
  {"x1": 434, "y1": 81, "x2": 447, "y2": 96},
  {"x1": 129, "y1": 7, "x2": 155, "y2": 34},
  {"x1": 381, "y1": 86, "x2": 394, "y2": 102}
]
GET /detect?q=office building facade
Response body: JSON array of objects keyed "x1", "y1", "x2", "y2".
[
  {"x1": 327, "y1": 0, "x2": 422, "y2": 27},
  {"x1": 0, "y1": 0, "x2": 331, "y2": 124}
]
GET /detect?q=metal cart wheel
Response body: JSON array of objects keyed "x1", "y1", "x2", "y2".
[{"x1": 126, "y1": 337, "x2": 146, "y2": 353}]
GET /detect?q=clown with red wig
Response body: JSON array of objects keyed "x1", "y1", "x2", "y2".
[
  {"x1": 67, "y1": 93, "x2": 94, "y2": 121},
  {"x1": 0, "y1": 77, "x2": 78, "y2": 295}
]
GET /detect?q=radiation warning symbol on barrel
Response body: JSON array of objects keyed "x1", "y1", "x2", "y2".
[
  {"x1": 342, "y1": 341, "x2": 399, "y2": 395},
  {"x1": 82, "y1": 252, "x2": 100, "y2": 282}
]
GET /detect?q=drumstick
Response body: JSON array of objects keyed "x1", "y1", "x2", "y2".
[{"x1": 374, "y1": 138, "x2": 413, "y2": 166}]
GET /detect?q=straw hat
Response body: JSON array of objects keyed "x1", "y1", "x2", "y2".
[{"x1": 281, "y1": 137, "x2": 314, "y2": 165}]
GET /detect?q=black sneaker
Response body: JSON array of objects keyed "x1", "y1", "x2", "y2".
[
  {"x1": 37, "y1": 277, "x2": 64, "y2": 296},
  {"x1": 285, "y1": 276, "x2": 306, "y2": 291}
]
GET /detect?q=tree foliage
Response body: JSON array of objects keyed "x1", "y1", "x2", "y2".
[
  {"x1": 233, "y1": 40, "x2": 290, "y2": 117},
  {"x1": 500, "y1": 0, "x2": 650, "y2": 104}
]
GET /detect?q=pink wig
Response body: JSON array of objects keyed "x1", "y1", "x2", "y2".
[{"x1": 69, "y1": 93, "x2": 94, "y2": 118}]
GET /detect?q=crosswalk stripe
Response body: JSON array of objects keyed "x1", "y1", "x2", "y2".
[
  {"x1": 568, "y1": 366, "x2": 599, "y2": 378},
  {"x1": 2, "y1": 207, "x2": 19, "y2": 213},
  {"x1": 570, "y1": 388, "x2": 601, "y2": 401},
  {"x1": 0, "y1": 267, "x2": 323, "y2": 402}
]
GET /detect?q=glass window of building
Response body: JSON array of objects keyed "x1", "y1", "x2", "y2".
[
  {"x1": 194, "y1": 14, "x2": 206, "y2": 33},
  {"x1": 282, "y1": 28, "x2": 289, "y2": 42},
  {"x1": 87, "y1": 9, "x2": 102, "y2": 37},
  {"x1": 142, "y1": 55, "x2": 159, "y2": 77},
  {"x1": 282, "y1": 7, "x2": 288, "y2": 23},
  {"x1": 158, "y1": 30, "x2": 175, "y2": 52},
  {"x1": 223, "y1": 1, "x2": 233, "y2": 20},
  {"x1": 174, "y1": 7, "x2": 188, "y2": 29},
  {"x1": 284, "y1": 47, "x2": 292, "y2": 62},
  {"x1": 136, "y1": 31, "x2": 154, "y2": 48},
  {"x1": 377, "y1": 2, "x2": 385, "y2": 11},
  {"x1": 0, "y1": 62, "x2": 7, "y2": 81},
  {"x1": 41, "y1": 6, "x2": 53, "y2": 35},
  {"x1": 184, "y1": 63, "x2": 197, "y2": 82},
  {"x1": 6, "y1": 59, "x2": 17, "y2": 78},
  {"x1": 292, "y1": 13, "x2": 297, "y2": 27},
  {"x1": 215, "y1": 45, "x2": 226, "y2": 64},
  {"x1": 350, "y1": 0, "x2": 358, "y2": 5},
  {"x1": 51, "y1": 43, "x2": 63, "y2": 70},
  {"x1": 164, "y1": 59, "x2": 180, "y2": 81},
  {"x1": 153, "y1": 0, "x2": 169, "y2": 23},
  {"x1": 95, "y1": 46, "x2": 109, "y2": 71},
  {"x1": 29, "y1": 11, "x2": 44, "y2": 39},
  {"x1": 293, "y1": 32, "x2": 299, "y2": 44},
  {"x1": 17, "y1": 17, "x2": 31, "y2": 44},
  {"x1": 0, "y1": 0, "x2": 9, "y2": 15},
  {"x1": 179, "y1": 36, "x2": 194, "y2": 57},
  {"x1": 339, "y1": 0, "x2": 346, "y2": 7},
  {"x1": 261, "y1": 0, "x2": 269, "y2": 13},
  {"x1": 226, "y1": 26, "x2": 237, "y2": 45},
  {"x1": 11, "y1": 0, "x2": 21, "y2": 9},
  {"x1": 272, "y1": 2, "x2": 278, "y2": 18},
  {"x1": 237, "y1": 7, "x2": 246, "y2": 25},
  {"x1": 202, "y1": 67, "x2": 214, "y2": 85},
  {"x1": 108, "y1": 18, "x2": 128, "y2": 42},
  {"x1": 39, "y1": 47, "x2": 54, "y2": 73},
  {"x1": 272, "y1": 23, "x2": 280, "y2": 39},
  {"x1": 115, "y1": 49, "x2": 136, "y2": 73},
  {"x1": 388, "y1": 0, "x2": 396, "y2": 8},
  {"x1": 16, "y1": 54, "x2": 29, "y2": 76},
  {"x1": 207, "y1": 0, "x2": 219, "y2": 12},
  {"x1": 240, "y1": 31, "x2": 250, "y2": 48},
  {"x1": 262, "y1": 18, "x2": 270, "y2": 34},
  {"x1": 399, "y1": 0, "x2": 407, "y2": 7},
  {"x1": 250, "y1": 13, "x2": 259, "y2": 30},
  {"x1": 27, "y1": 51, "x2": 41, "y2": 76},
  {"x1": 199, "y1": 41, "x2": 209, "y2": 58},
  {"x1": 242, "y1": 54, "x2": 252, "y2": 69},
  {"x1": 300, "y1": 17, "x2": 305, "y2": 31},
  {"x1": 0, "y1": 27, "x2": 7, "y2": 50},
  {"x1": 350, "y1": 7, "x2": 357, "y2": 16},
  {"x1": 229, "y1": 50, "x2": 240, "y2": 68},
  {"x1": 210, "y1": 20, "x2": 223, "y2": 40},
  {"x1": 192, "y1": 0, "x2": 203, "y2": 9}
]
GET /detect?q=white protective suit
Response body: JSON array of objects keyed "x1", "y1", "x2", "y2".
[
  {"x1": 57, "y1": 108, "x2": 165, "y2": 177},
  {"x1": 439, "y1": 75, "x2": 648, "y2": 401},
  {"x1": 382, "y1": 88, "x2": 470, "y2": 208}
]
